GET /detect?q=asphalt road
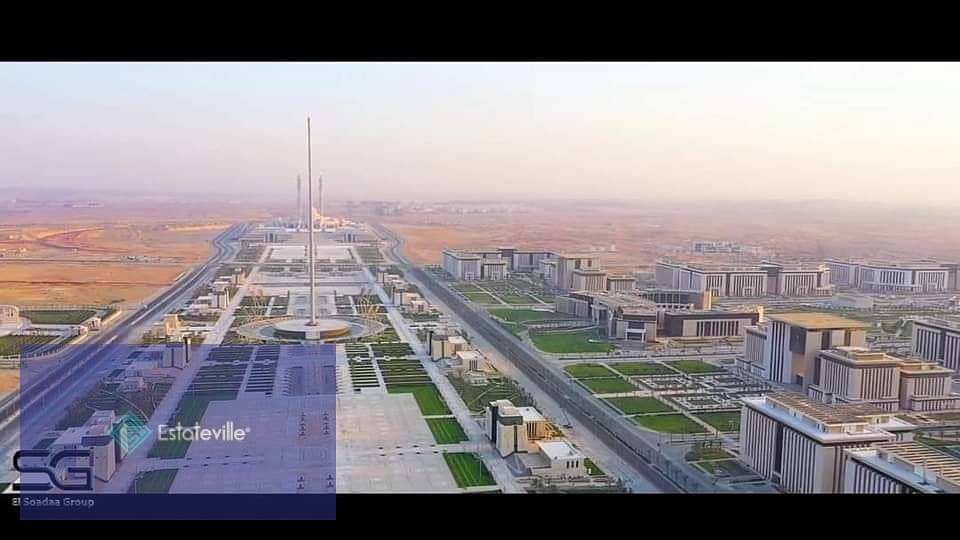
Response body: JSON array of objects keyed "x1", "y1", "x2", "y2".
[{"x1": 368, "y1": 222, "x2": 708, "y2": 493}]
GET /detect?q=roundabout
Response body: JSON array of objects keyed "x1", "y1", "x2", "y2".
[{"x1": 236, "y1": 315, "x2": 386, "y2": 343}]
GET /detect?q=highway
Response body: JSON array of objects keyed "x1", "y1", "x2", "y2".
[
  {"x1": 0, "y1": 223, "x2": 246, "y2": 480},
  {"x1": 369, "y1": 222, "x2": 715, "y2": 493}
]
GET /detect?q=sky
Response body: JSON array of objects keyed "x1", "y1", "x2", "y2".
[{"x1": 2, "y1": 62, "x2": 959, "y2": 205}]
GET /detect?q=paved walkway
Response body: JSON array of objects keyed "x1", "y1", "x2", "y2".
[
  {"x1": 361, "y1": 264, "x2": 525, "y2": 494},
  {"x1": 107, "y1": 260, "x2": 262, "y2": 492}
]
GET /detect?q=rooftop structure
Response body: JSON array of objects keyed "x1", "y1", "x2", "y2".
[
  {"x1": 766, "y1": 312, "x2": 869, "y2": 331},
  {"x1": 844, "y1": 441, "x2": 960, "y2": 494}
]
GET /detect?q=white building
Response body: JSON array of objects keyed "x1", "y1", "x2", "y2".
[
  {"x1": 843, "y1": 441, "x2": 960, "y2": 494},
  {"x1": 808, "y1": 347, "x2": 960, "y2": 412},
  {"x1": 826, "y1": 258, "x2": 959, "y2": 294},
  {"x1": 739, "y1": 392, "x2": 916, "y2": 493},
  {"x1": 533, "y1": 440, "x2": 587, "y2": 479},
  {"x1": 655, "y1": 260, "x2": 832, "y2": 298},
  {"x1": 606, "y1": 275, "x2": 636, "y2": 292},
  {"x1": 911, "y1": 317, "x2": 960, "y2": 371},
  {"x1": 484, "y1": 400, "x2": 549, "y2": 457},
  {"x1": 571, "y1": 268, "x2": 607, "y2": 292},
  {"x1": 742, "y1": 313, "x2": 869, "y2": 387}
]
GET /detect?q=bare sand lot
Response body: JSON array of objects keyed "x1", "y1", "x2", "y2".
[{"x1": 383, "y1": 201, "x2": 960, "y2": 272}]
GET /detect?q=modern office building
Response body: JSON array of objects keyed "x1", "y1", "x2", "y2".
[
  {"x1": 484, "y1": 399, "x2": 549, "y2": 457},
  {"x1": 635, "y1": 288, "x2": 713, "y2": 310},
  {"x1": 556, "y1": 292, "x2": 658, "y2": 341},
  {"x1": 550, "y1": 253, "x2": 600, "y2": 292},
  {"x1": 825, "y1": 258, "x2": 960, "y2": 294},
  {"x1": 658, "y1": 310, "x2": 760, "y2": 338},
  {"x1": 740, "y1": 313, "x2": 869, "y2": 386},
  {"x1": 442, "y1": 249, "x2": 507, "y2": 280},
  {"x1": 606, "y1": 275, "x2": 636, "y2": 292},
  {"x1": 655, "y1": 260, "x2": 832, "y2": 298},
  {"x1": 442, "y1": 246, "x2": 556, "y2": 278},
  {"x1": 843, "y1": 441, "x2": 960, "y2": 494},
  {"x1": 807, "y1": 347, "x2": 960, "y2": 412},
  {"x1": 911, "y1": 317, "x2": 960, "y2": 372},
  {"x1": 738, "y1": 392, "x2": 916, "y2": 493},
  {"x1": 571, "y1": 268, "x2": 608, "y2": 292}
]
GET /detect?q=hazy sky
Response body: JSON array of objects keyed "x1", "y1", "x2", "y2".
[{"x1": 2, "y1": 62, "x2": 959, "y2": 205}]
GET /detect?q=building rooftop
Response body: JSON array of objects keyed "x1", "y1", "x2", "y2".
[
  {"x1": 914, "y1": 317, "x2": 960, "y2": 332},
  {"x1": 764, "y1": 392, "x2": 896, "y2": 426},
  {"x1": 767, "y1": 312, "x2": 869, "y2": 330},
  {"x1": 515, "y1": 406, "x2": 546, "y2": 424},
  {"x1": 848, "y1": 441, "x2": 960, "y2": 493},
  {"x1": 537, "y1": 439, "x2": 583, "y2": 461},
  {"x1": 826, "y1": 258, "x2": 956, "y2": 270}
]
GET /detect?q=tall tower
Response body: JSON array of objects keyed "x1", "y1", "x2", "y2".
[
  {"x1": 296, "y1": 174, "x2": 303, "y2": 231},
  {"x1": 317, "y1": 174, "x2": 324, "y2": 231},
  {"x1": 306, "y1": 117, "x2": 317, "y2": 325}
]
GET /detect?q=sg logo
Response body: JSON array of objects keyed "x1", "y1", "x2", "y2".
[{"x1": 11, "y1": 450, "x2": 93, "y2": 492}]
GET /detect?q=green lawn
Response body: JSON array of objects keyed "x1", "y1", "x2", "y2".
[
  {"x1": 499, "y1": 293, "x2": 536, "y2": 304},
  {"x1": 453, "y1": 283, "x2": 483, "y2": 293},
  {"x1": 0, "y1": 334, "x2": 58, "y2": 356},
  {"x1": 663, "y1": 359, "x2": 722, "y2": 374},
  {"x1": 497, "y1": 320, "x2": 524, "y2": 336},
  {"x1": 530, "y1": 330, "x2": 614, "y2": 354},
  {"x1": 584, "y1": 458, "x2": 605, "y2": 477},
  {"x1": 20, "y1": 309, "x2": 98, "y2": 325},
  {"x1": 387, "y1": 384, "x2": 451, "y2": 416},
  {"x1": 448, "y1": 375, "x2": 529, "y2": 412},
  {"x1": 563, "y1": 363, "x2": 615, "y2": 378},
  {"x1": 603, "y1": 396, "x2": 673, "y2": 415},
  {"x1": 630, "y1": 414, "x2": 708, "y2": 434},
  {"x1": 443, "y1": 453, "x2": 496, "y2": 488},
  {"x1": 426, "y1": 418, "x2": 468, "y2": 444},
  {"x1": 488, "y1": 308, "x2": 566, "y2": 324},
  {"x1": 463, "y1": 292, "x2": 501, "y2": 304},
  {"x1": 578, "y1": 377, "x2": 636, "y2": 394},
  {"x1": 696, "y1": 411, "x2": 742, "y2": 432},
  {"x1": 696, "y1": 460, "x2": 753, "y2": 478},
  {"x1": 130, "y1": 469, "x2": 178, "y2": 493},
  {"x1": 608, "y1": 362, "x2": 674, "y2": 376},
  {"x1": 685, "y1": 445, "x2": 735, "y2": 462}
]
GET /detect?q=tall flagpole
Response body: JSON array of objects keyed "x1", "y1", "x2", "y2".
[{"x1": 307, "y1": 117, "x2": 317, "y2": 325}]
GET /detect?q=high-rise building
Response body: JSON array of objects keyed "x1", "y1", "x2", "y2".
[
  {"x1": 843, "y1": 441, "x2": 960, "y2": 494},
  {"x1": 738, "y1": 392, "x2": 915, "y2": 493},
  {"x1": 807, "y1": 347, "x2": 960, "y2": 412},
  {"x1": 911, "y1": 317, "x2": 960, "y2": 371},
  {"x1": 740, "y1": 313, "x2": 869, "y2": 386}
]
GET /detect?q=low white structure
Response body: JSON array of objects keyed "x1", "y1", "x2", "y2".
[{"x1": 533, "y1": 440, "x2": 587, "y2": 479}]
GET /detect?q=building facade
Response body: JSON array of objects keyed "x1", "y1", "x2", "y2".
[
  {"x1": 738, "y1": 392, "x2": 915, "y2": 493},
  {"x1": 911, "y1": 317, "x2": 960, "y2": 371},
  {"x1": 843, "y1": 441, "x2": 960, "y2": 494},
  {"x1": 655, "y1": 260, "x2": 832, "y2": 298},
  {"x1": 826, "y1": 258, "x2": 960, "y2": 294}
]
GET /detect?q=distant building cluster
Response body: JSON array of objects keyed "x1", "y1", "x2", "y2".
[
  {"x1": 690, "y1": 240, "x2": 761, "y2": 255},
  {"x1": 556, "y1": 290, "x2": 758, "y2": 342},
  {"x1": 442, "y1": 246, "x2": 634, "y2": 294},
  {"x1": 826, "y1": 258, "x2": 960, "y2": 294},
  {"x1": 656, "y1": 259, "x2": 833, "y2": 298}
]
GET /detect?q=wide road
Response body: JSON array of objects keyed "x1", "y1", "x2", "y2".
[
  {"x1": 0, "y1": 224, "x2": 246, "y2": 481},
  {"x1": 369, "y1": 223, "x2": 706, "y2": 493}
]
